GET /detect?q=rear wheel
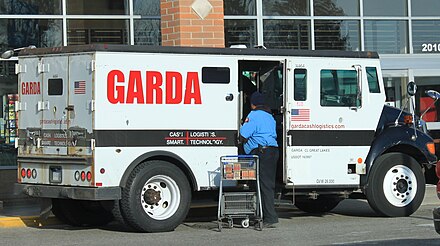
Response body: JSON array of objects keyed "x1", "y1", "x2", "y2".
[
  {"x1": 294, "y1": 196, "x2": 341, "y2": 214},
  {"x1": 51, "y1": 199, "x2": 114, "y2": 226},
  {"x1": 365, "y1": 153, "x2": 425, "y2": 217},
  {"x1": 120, "y1": 160, "x2": 191, "y2": 232}
]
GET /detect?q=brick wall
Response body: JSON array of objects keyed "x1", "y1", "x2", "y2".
[{"x1": 161, "y1": 0, "x2": 225, "y2": 47}]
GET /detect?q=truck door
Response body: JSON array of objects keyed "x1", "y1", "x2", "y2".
[
  {"x1": 285, "y1": 58, "x2": 384, "y2": 187},
  {"x1": 67, "y1": 54, "x2": 93, "y2": 156},
  {"x1": 40, "y1": 56, "x2": 69, "y2": 155},
  {"x1": 18, "y1": 57, "x2": 43, "y2": 155}
]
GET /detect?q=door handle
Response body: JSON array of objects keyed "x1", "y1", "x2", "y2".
[{"x1": 286, "y1": 135, "x2": 292, "y2": 146}]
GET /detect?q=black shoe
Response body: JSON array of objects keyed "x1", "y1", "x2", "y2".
[{"x1": 263, "y1": 222, "x2": 278, "y2": 228}]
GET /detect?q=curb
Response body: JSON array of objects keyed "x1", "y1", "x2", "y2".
[{"x1": 0, "y1": 216, "x2": 60, "y2": 228}]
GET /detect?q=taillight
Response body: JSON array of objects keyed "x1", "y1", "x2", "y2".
[
  {"x1": 86, "y1": 171, "x2": 92, "y2": 181},
  {"x1": 81, "y1": 171, "x2": 86, "y2": 181},
  {"x1": 21, "y1": 168, "x2": 26, "y2": 178},
  {"x1": 26, "y1": 169, "x2": 32, "y2": 178}
]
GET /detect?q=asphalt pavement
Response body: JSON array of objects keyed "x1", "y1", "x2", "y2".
[{"x1": 1, "y1": 186, "x2": 438, "y2": 230}]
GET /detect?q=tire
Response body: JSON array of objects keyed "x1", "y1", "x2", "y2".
[
  {"x1": 52, "y1": 199, "x2": 114, "y2": 226},
  {"x1": 365, "y1": 153, "x2": 425, "y2": 217},
  {"x1": 120, "y1": 160, "x2": 191, "y2": 232},
  {"x1": 294, "y1": 196, "x2": 341, "y2": 214}
]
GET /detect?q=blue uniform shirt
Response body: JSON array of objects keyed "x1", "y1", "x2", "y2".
[{"x1": 240, "y1": 109, "x2": 278, "y2": 154}]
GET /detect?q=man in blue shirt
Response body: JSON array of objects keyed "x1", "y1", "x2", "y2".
[{"x1": 240, "y1": 91, "x2": 279, "y2": 228}]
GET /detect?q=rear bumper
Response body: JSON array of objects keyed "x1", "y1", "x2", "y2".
[{"x1": 15, "y1": 183, "x2": 121, "y2": 200}]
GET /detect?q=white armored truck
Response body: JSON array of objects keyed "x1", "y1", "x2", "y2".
[{"x1": 12, "y1": 45, "x2": 437, "y2": 232}]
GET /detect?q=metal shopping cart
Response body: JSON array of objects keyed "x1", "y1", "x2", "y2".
[{"x1": 217, "y1": 155, "x2": 263, "y2": 231}]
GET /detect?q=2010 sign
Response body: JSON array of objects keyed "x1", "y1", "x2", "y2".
[{"x1": 422, "y1": 43, "x2": 440, "y2": 52}]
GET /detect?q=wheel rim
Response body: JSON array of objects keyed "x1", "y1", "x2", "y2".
[
  {"x1": 383, "y1": 165, "x2": 417, "y2": 207},
  {"x1": 140, "y1": 175, "x2": 181, "y2": 220}
]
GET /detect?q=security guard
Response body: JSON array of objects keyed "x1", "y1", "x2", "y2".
[{"x1": 240, "y1": 91, "x2": 279, "y2": 228}]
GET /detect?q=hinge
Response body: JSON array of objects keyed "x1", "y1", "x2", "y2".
[
  {"x1": 90, "y1": 60, "x2": 96, "y2": 72},
  {"x1": 15, "y1": 101, "x2": 26, "y2": 111},
  {"x1": 90, "y1": 139, "x2": 95, "y2": 150},
  {"x1": 15, "y1": 64, "x2": 26, "y2": 74},
  {"x1": 38, "y1": 62, "x2": 49, "y2": 73},
  {"x1": 89, "y1": 100, "x2": 95, "y2": 112}
]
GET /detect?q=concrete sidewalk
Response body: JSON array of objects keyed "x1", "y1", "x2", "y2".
[{"x1": 0, "y1": 200, "x2": 61, "y2": 228}]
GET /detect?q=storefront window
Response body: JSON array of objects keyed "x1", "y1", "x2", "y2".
[
  {"x1": 415, "y1": 77, "x2": 440, "y2": 123},
  {"x1": 0, "y1": 0, "x2": 61, "y2": 14},
  {"x1": 67, "y1": 19, "x2": 129, "y2": 45},
  {"x1": 314, "y1": 20, "x2": 359, "y2": 51},
  {"x1": 263, "y1": 20, "x2": 310, "y2": 49},
  {"x1": 224, "y1": 0, "x2": 256, "y2": 15},
  {"x1": 224, "y1": 20, "x2": 257, "y2": 48},
  {"x1": 262, "y1": 0, "x2": 309, "y2": 16},
  {"x1": 411, "y1": 0, "x2": 440, "y2": 16},
  {"x1": 134, "y1": 20, "x2": 161, "y2": 45},
  {"x1": 383, "y1": 76, "x2": 404, "y2": 108},
  {"x1": 0, "y1": 19, "x2": 62, "y2": 50},
  {"x1": 0, "y1": 61, "x2": 18, "y2": 167},
  {"x1": 133, "y1": 0, "x2": 160, "y2": 16},
  {"x1": 66, "y1": 0, "x2": 128, "y2": 15},
  {"x1": 412, "y1": 20, "x2": 440, "y2": 54},
  {"x1": 314, "y1": 0, "x2": 359, "y2": 16},
  {"x1": 364, "y1": 20, "x2": 408, "y2": 54},
  {"x1": 363, "y1": 0, "x2": 407, "y2": 16}
]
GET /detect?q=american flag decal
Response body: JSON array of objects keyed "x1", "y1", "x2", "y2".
[
  {"x1": 74, "y1": 81, "x2": 86, "y2": 94},
  {"x1": 291, "y1": 109, "x2": 310, "y2": 121}
]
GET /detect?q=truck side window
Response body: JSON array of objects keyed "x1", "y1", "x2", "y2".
[
  {"x1": 294, "y1": 69, "x2": 307, "y2": 101},
  {"x1": 366, "y1": 67, "x2": 380, "y2": 93},
  {"x1": 202, "y1": 67, "x2": 230, "y2": 84},
  {"x1": 48, "y1": 79, "x2": 63, "y2": 96},
  {"x1": 320, "y1": 69, "x2": 358, "y2": 107}
]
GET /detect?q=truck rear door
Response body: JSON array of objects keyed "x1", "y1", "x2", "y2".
[
  {"x1": 67, "y1": 54, "x2": 93, "y2": 156},
  {"x1": 40, "y1": 56, "x2": 69, "y2": 155},
  {"x1": 22, "y1": 54, "x2": 93, "y2": 157}
]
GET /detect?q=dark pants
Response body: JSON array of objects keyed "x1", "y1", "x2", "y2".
[{"x1": 251, "y1": 147, "x2": 279, "y2": 223}]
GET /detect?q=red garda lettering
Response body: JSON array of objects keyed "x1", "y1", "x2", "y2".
[
  {"x1": 126, "y1": 71, "x2": 144, "y2": 104},
  {"x1": 21, "y1": 82, "x2": 41, "y2": 95},
  {"x1": 166, "y1": 71, "x2": 182, "y2": 104},
  {"x1": 106, "y1": 70, "x2": 202, "y2": 104},
  {"x1": 146, "y1": 71, "x2": 163, "y2": 104},
  {"x1": 107, "y1": 70, "x2": 125, "y2": 104},
  {"x1": 184, "y1": 72, "x2": 201, "y2": 104}
]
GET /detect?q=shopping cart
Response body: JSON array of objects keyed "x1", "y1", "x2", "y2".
[{"x1": 217, "y1": 155, "x2": 263, "y2": 231}]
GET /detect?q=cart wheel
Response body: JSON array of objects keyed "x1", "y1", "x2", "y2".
[
  {"x1": 241, "y1": 218, "x2": 249, "y2": 228},
  {"x1": 228, "y1": 218, "x2": 233, "y2": 228}
]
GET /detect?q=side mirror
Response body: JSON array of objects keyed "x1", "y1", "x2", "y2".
[
  {"x1": 407, "y1": 81, "x2": 417, "y2": 96},
  {"x1": 426, "y1": 90, "x2": 440, "y2": 100}
]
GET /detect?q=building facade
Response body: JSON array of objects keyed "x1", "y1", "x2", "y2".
[{"x1": 0, "y1": 0, "x2": 439, "y2": 167}]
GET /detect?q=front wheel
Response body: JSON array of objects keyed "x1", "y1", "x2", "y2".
[
  {"x1": 365, "y1": 153, "x2": 425, "y2": 217},
  {"x1": 120, "y1": 160, "x2": 191, "y2": 232}
]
